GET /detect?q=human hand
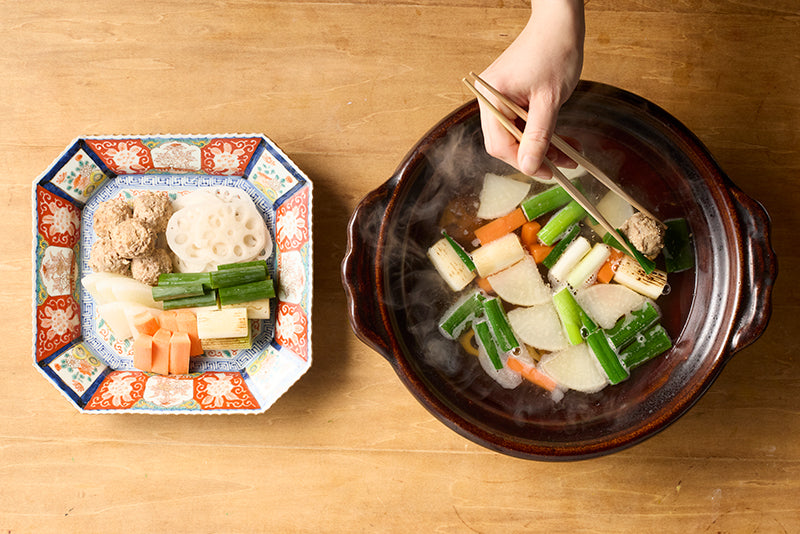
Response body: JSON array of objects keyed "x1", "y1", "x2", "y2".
[{"x1": 478, "y1": 0, "x2": 585, "y2": 178}]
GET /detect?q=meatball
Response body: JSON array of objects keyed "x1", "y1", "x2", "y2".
[
  {"x1": 133, "y1": 191, "x2": 173, "y2": 233},
  {"x1": 111, "y1": 217, "x2": 156, "y2": 258},
  {"x1": 93, "y1": 198, "x2": 132, "y2": 237},
  {"x1": 89, "y1": 237, "x2": 131, "y2": 275},
  {"x1": 621, "y1": 212, "x2": 665, "y2": 258},
  {"x1": 131, "y1": 248, "x2": 173, "y2": 286}
]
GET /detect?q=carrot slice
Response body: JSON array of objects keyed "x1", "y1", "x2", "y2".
[
  {"x1": 475, "y1": 276, "x2": 494, "y2": 294},
  {"x1": 520, "y1": 220, "x2": 542, "y2": 247},
  {"x1": 133, "y1": 334, "x2": 153, "y2": 372},
  {"x1": 474, "y1": 207, "x2": 527, "y2": 245},
  {"x1": 528, "y1": 243, "x2": 554, "y2": 264},
  {"x1": 174, "y1": 309, "x2": 204, "y2": 356},
  {"x1": 596, "y1": 249, "x2": 625, "y2": 284},
  {"x1": 132, "y1": 309, "x2": 160, "y2": 338},
  {"x1": 507, "y1": 355, "x2": 558, "y2": 392},
  {"x1": 169, "y1": 332, "x2": 191, "y2": 375},
  {"x1": 157, "y1": 309, "x2": 178, "y2": 332},
  {"x1": 151, "y1": 328, "x2": 172, "y2": 375}
]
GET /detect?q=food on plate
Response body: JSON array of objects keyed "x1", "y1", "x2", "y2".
[
  {"x1": 84, "y1": 185, "x2": 278, "y2": 376},
  {"x1": 110, "y1": 217, "x2": 156, "y2": 258},
  {"x1": 196, "y1": 307, "x2": 253, "y2": 350},
  {"x1": 165, "y1": 186, "x2": 272, "y2": 272},
  {"x1": 132, "y1": 190, "x2": 173, "y2": 232},
  {"x1": 89, "y1": 237, "x2": 131, "y2": 275},
  {"x1": 131, "y1": 248, "x2": 173, "y2": 286},
  {"x1": 89, "y1": 196, "x2": 173, "y2": 285},
  {"x1": 93, "y1": 198, "x2": 132, "y2": 237},
  {"x1": 428, "y1": 170, "x2": 694, "y2": 399}
]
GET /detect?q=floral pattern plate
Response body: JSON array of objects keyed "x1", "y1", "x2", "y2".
[{"x1": 32, "y1": 134, "x2": 312, "y2": 413}]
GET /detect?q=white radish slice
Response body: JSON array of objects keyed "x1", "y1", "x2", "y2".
[
  {"x1": 586, "y1": 191, "x2": 634, "y2": 238},
  {"x1": 82, "y1": 272, "x2": 161, "y2": 308},
  {"x1": 476, "y1": 345, "x2": 522, "y2": 390},
  {"x1": 539, "y1": 343, "x2": 609, "y2": 393},
  {"x1": 487, "y1": 254, "x2": 551, "y2": 306},
  {"x1": 477, "y1": 173, "x2": 531, "y2": 219},
  {"x1": 575, "y1": 282, "x2": 648, "y2": 329},
  {"x1": 558, "y1": 165, "x2": 588, "y2": 181},
  {"x1": 470, "y1": 233, "x2": 526, "y2": 278},
  {"x1": 81, "y1": 272, "x2": 117, "y2": 304},
  {"x1": 97, "y1": 301, "x2": 152, "y2": 339},
  {"x1": 507, "y1": 302, "x2": 569, "y2": 352},
  {"x1": 110, "y1": 277, "x2": 162, "y2": 309}
]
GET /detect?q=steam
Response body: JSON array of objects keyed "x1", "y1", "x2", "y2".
[{"x1": 375, "y1": 117, "x2": 647, "y2": 431}]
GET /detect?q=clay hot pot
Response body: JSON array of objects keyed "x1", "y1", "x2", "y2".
[{"x1": 342, "y1": 81, "x2": 777, "y2": 460}]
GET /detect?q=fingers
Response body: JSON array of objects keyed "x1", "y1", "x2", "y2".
[
  {"x1": 477, "y1": 98, "x2": 521, "y2": 170},
  {"x1": 517, "y1": 97, "x2": 559, "y2": 177}
]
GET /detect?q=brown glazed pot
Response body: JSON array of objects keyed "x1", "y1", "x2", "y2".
[{"x1": 342, "y1": 81, "x2": 777, "y2": 461}]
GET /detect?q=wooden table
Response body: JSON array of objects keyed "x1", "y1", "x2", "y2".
[{"x1": 2, "y1": 1, "x2": 798, "y2": 532}]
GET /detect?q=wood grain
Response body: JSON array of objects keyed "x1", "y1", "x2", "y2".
[{"x1": 2, "y1": 1, "x2": 798, "y2": 532}]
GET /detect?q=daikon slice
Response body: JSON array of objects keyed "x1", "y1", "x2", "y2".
[
  {"x1": 575, "y1": 283, "x2": 647, "y2": 329},
  {"x1": 477, "y1": 173, "x2": 531, "y2": 219},
  {"x1": 487, "y1": 254, "x2": 551, "y2": 306},
  {"x1": 98, "y1": 301, "x2": 153, "y2": 339},
  {"x1": 539, "y1": 343, "x2": 609, "y2": 393},
  {"x1": 82, "y1": 272, "x2": 161, "y2": 308},
  {"x1": 476, "y1": 346, "x2": 523, "y2": 389},
  {"x1": 507, "y1": 302, "x2": 569, "y2": 352},
  {"x1": 585, "y1": 191, "x2": 634, "y2": 238},
  {"x1": 111, "y1": 276, "x2": 162, "y2": 309},
  {"x1": 82, "y1": 272, "x2": 121, "y2": 304}
]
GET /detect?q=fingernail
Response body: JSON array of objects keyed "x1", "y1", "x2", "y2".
[{"x1": 520, "y1": 154, "x2": 537, "y2": 176}]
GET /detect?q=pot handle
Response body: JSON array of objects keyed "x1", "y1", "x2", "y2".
[
  {"x1": 341, "y1": 181, "x2": 396, "y2": 363},
  {"x1": 727, "y1": 185, "x2": 778, "y2": 354}
]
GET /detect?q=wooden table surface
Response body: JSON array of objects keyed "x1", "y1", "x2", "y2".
[{"x1": 2, "y1": 1, "x2": 798, "y2": 532}]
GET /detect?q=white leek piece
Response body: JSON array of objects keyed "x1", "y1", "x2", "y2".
[
  {"x1": 470, "y1": 233, "x2": 525, "y2": 278},
  {"x1": 427, "y1": 237, "x2": 475, "y2": 291},
  {"x1": 548, "y1": 236, "x2": 591, "y2": 285},
  {"x1": 196, "y1": 307, "x2": 249, "y2": 339},
  {"x1": 221, "y1": 298, "x2": 271, "y2": 319},
  {"x1": 566, "y1": 243, "x2": 611, "y2": 290},
  {"x1": 613, "y1": 255, "x2": 667, "y2": 299}
]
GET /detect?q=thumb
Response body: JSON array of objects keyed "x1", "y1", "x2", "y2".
[{"x1": 518, "y1": 104, "x2": 558, "y2": 176}]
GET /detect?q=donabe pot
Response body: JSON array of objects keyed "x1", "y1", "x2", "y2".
[{"x1": 342, "y1": 81, "x2": 777, "y2": 461}]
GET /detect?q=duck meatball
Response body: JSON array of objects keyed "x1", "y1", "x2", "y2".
[
  {"x1": 93, "y1": 198, "x2": 132, "y2": 237},
  {"x1": 89, "y1": 237, "x2": 131, "y2": 275},
  {"x1": 111, "y1": 217, "x2": 156, "y2": 258},
  {"x1": 621, "y1": 212, "x2": 665, "y2": 258},
  {"x1": 133, "y1": 191, "x2": 173, "y2": 233},
  {"x1": 131, "y1": 248, "x2": 173, "y2": 286}
]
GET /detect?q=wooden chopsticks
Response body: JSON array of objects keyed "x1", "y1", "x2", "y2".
[{"x1": 462, "y1": 72, "x2": 654, "y2": 259}]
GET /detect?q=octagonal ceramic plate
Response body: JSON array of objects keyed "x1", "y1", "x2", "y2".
[{"x1": 32, "y1": 134, "x2": 312, "y2": 413}]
